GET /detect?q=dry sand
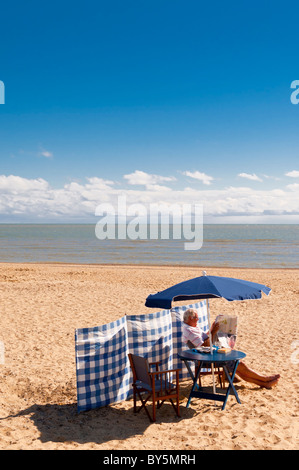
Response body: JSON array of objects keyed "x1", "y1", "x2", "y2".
[{"x1": 0, "y1": 263, "x2": 298, "y2": 450}]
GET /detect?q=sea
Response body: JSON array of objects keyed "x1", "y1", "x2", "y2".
[{"x1": 0, "y1": 224, "x2": 298, "y2": 268}]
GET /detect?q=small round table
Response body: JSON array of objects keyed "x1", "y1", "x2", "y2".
[{"x1": 178, "y1": 349, "x2": 246, "y2": 410}]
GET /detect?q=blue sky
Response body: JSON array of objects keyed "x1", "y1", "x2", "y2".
[{"x1": 0, "y1": 0, "x2": 299, "y2": 222}]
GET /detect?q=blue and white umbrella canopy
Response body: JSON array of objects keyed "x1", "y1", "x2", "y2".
[{"x1": 145, "y1": 274, "x2": 271, "y2": 310}]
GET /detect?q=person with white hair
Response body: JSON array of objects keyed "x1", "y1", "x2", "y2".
[
  {"x1": 182, "y1": 308, "x2": 280, "y2": 389},
  {"x1": 182, "y1": 308, "x2": 219, "y2": 348}
]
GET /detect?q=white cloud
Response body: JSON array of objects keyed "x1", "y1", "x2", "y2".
[
  {"x1": 238, "y1": 173, "x2": 263, "y2": 182},
  {"x1": 0, "y1": 173, "x2": 299, "y2": 222},
  {"x1": 285, "y1": 170, "x2": 299, "y2": 178},
  {"x1": 182, "y1": 171, "x2": 214, "y2": 185},
  {"x1": 123, "y1": 170, "x2": 176, "y2": 188},
  {"x1": 286, "y1": 183, "x2": 299, "y2": 191},
  {"x1": 65, "y1": 177, "x2": 115, "y2": 194},
  {"x1": 0, "y1": 175, "x2": 49, "y2": 193},
  {"x1": 262, "y1": 174, "x2": 280, "y2": 181},
  {"x1": 39, "y1": 149, "x2": 53, "y2": 158}
]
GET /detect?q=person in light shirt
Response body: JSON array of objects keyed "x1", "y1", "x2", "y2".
[
  {"x1": 182, "y1": 308, "x2": 220, "y2": 348},
  {"x1": 182, "y1": 308, "x2": 280, "y2": 389}
]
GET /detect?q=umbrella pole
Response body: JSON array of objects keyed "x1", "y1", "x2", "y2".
[
  {"x1": 203, "y1": 272, "x2": 216, "y2": 398},
  {"x1": 206, "y1": 299, "x2": 216, "y2": 398}
]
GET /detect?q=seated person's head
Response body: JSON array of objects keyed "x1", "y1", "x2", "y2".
[{"x1": 183, "y1": 308, "x2": 199, "y2": 326}]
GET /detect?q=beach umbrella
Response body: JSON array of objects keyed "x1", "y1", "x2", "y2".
[
  {"x1": 145, "y1": 272, "x2": 271, "y2": 393},
  {"x1": 145, "y1": 272, "x2": 271, "y2": 310}
]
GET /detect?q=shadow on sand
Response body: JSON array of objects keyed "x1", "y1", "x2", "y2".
[{"x1": 1, "y1": 397, "x2": 197, "y2": 446}]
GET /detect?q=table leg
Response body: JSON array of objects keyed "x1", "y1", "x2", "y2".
[
  {"x1": 186, "y1": 361, "x2": 202, "y2": 408},
  {"x1": 222, "y1": 361, "x2": 241, "y2": 410},
  {"x1": 182, "y1": 359, "x2": 201, "y2": 389}
]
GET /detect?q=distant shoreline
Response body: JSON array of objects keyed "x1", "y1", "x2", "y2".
[
  {"x1": 0, "y1": 261, "x2": 298, "y2": 271},
  {"x1": 0, "y1": 222, "x2": 298, "y2": 225}
]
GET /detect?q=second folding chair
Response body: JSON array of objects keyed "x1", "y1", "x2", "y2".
[{"x1": 128, "y1": 353, "x2": 180, "y2": 422}]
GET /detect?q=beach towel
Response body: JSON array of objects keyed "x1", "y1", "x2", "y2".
[{"x1": 75, "y1": 301, "x2": 208, "y2": 412}]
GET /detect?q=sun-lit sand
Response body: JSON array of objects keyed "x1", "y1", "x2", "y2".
[{"x1": 0, "y1": 263, "x2": 298, "y2": 450}]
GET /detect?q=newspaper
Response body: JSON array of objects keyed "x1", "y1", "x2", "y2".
[
  {"x1": 215, "y1": 314, "x2": 238, "y2": 335},
  {"x1": 215, "y1": 314, "x2": 238, "y2": 349}
]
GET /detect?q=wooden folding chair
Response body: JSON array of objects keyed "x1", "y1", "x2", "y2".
[{"x1": 128, "y1": 353, "x2": 180, "y2": 422}]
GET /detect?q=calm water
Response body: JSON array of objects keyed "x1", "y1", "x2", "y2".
[{"x1": 0, "y1": 224, "x2": 298, "y2": 268}]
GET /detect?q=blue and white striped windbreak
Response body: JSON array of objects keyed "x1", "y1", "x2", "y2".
[{"x1": 75, "y1": 301, "x2": 208, "y2": 413}]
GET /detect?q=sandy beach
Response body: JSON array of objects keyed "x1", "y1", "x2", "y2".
[{"x1": 0, "y1": 262, "x2": 298, "y2": 450}]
